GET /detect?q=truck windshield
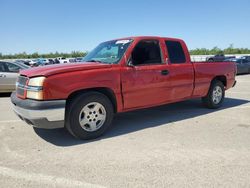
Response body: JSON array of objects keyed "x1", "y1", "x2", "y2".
[{"x1": 83, "y1": 39, "x2": 133, "y2": 64}]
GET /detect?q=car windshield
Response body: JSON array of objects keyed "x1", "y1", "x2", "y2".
[
  {"x1": 13, "y1": 62, "x2": 30, "y2": 69},
  {"x1": 83, "y1": 39, "x2": 133, "y2": 64},
  {"x1": 14, "y1": 61, "x2": 30, "y2": 69}
]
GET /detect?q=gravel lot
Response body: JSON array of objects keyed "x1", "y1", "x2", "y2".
[{"x1": 0, "y1": 75, "x2": 250, "y2": 188}]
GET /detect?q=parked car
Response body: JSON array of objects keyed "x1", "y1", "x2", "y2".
[
  {"x1": 68, "y1": 58, "x2": 77, "y2": 63},
  {"x1": 235, "y1": 58, "x2": 250, "y2": 74},
  {"x1": 54, "y1": 58, "x2": 60, "y2": 64},
  {"x1": 26, "y1": 59, "x2": 38, "y2": 66},
  {"x1": 32, "y1": 58, "x2": 49, "y2": 67},
  {"x1": 11, "y1": 36, "x2": 236, "y2": 140},
  {"x1": 207, "y1": 54, "x2": 235, "y2": 62},
  {"x1": 14, "y1": 59, "x2": 30, "y2": 66},
  {"x1": 48, "y1": 59, "x2": 56, "y2": 64},
  {"x1": 56, "y1": 57, "x2": 70, "y2": 64},
  {"x1": 241, "y1": 56, "x2": 250, "y2": 61},
  {"x1": 0, "y1": 61, "x2": 29, "y2": 93},
  {"x1": 75, "y1": 57, "x2": 84, "y2": 62},
  {"x1": 38, "y1": 58, "x2": 50, "y2": 65}
]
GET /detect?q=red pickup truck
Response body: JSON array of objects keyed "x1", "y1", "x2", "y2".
[{"x1": 11, "y1": 36, "x2": 236, "y2": 140}]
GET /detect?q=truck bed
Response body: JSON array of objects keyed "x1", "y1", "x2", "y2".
[{"x1": 192, "y1": 61, "x2": 236, "y2": 97}]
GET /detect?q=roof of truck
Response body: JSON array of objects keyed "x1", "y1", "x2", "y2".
[{"x1": 111, "y1": 36, "x2": 183, "y2": 42}]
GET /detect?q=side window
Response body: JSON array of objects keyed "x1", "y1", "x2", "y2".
[
  {"x1": 131, "y1": 40, "x2": 162, "y2": 65},
  {"x1": 0, "y1": 63, "x2": 6, "y2": 72},
  {"x1": 165, "y1": 41, "x2": 186, "y2": 64},
  {"x1": 6, "y1": 62, "x2": 20, "y2": 73}
]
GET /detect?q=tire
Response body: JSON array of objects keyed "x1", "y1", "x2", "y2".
[
  {"x1": 65, "y1": 92, "x2": 114, "y2": 140},
  {"x1": 202, "y1": 80, "x2": 225, "y2": 109}
]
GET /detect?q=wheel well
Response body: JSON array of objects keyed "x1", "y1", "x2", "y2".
[
  {"x1": 66, "y1": 88, "x2": 117, "y2": 113},
  {"x1": 212, "y1": 75, "x2": 227, "y2": 87}
]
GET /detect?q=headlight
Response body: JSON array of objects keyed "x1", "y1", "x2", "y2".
[
  {"x1": 28, "y1": 77, "x2": 45, "y2": 87},
  {"x1": 26, "y1": 77, "x2": 45, "y2": 100}
]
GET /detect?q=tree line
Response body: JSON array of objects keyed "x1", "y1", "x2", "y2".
[
  {"x1": 0, "y1": 51, "x2": 88, "y2": 59},
  {"x1": 189, "y1": 44, "x2": 250, "y2": 55},
  {"x1": 1, "y1": 45, "x2": 250, "y2": 59}
]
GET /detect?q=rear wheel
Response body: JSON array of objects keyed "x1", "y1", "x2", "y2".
[
  {"x1": 66, "y1": 92, "x2": 114, "y2": 140},
  {"x1": 202, "y1": 80, "x2": 225, "y2": 109}
]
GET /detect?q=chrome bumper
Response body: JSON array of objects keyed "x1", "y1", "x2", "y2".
[
  {"x1": 12, "y1": 104, "x2": 65, "y2": 122},
  {"x1": 11, "y1": 92, "x2": 65, "y2": 129}
]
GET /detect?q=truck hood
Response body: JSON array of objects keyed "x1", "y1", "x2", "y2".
[{"x1": 20, "y1": 62, "x2": 112, "y2": 77}]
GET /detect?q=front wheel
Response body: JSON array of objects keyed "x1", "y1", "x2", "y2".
[
  {"x1": 65, "y1": 92, "x2": 114, "y2": 140},
  {"x1": 202, "y1": 80, "x2": 225, "y2": 109}
]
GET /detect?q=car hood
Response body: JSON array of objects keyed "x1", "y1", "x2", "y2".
[{"x1": 20, "y1": 62, "x2": 112, "y2": 77}]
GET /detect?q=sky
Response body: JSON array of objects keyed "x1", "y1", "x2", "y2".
[{"x1": 0, "y1": 0, "x2": 250, "y2": 54}]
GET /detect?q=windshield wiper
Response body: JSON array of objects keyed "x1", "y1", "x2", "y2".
[
  {"x1": 86, "y1": 60, "x2": 105, "y2": 63},
  {"x1": 86, "y1": 60, "x2": 113, "y2": 64}
]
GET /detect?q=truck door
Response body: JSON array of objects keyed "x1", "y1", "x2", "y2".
[
  {"x1": 121, "y1": 39, "x2": 171, "y2": 109},
  {"x1": 164, "y1": 40, "x2": 195, "y2": 100}
]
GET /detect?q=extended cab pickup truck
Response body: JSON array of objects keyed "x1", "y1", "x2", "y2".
[{"x1": 11, "y1": 36, "x2": 237, "y2": 140}]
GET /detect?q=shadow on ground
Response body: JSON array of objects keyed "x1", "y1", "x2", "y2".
[{"x1": 34, "y1": 97, "x2": 250, "y2": 146}]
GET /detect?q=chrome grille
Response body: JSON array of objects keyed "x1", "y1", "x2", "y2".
[
  {"x1": 16, "y1": 75, "x2": 28, "y2": 97},
  {"x1": 17, "y1": 75, "x2": 28, "y2": 85}
]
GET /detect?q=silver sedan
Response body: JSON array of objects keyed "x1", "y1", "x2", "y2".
[{"x1": 0, "y1": 61, "x2": 30, "y2": 93}]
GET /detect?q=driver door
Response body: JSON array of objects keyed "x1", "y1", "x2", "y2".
[{"x1": 121, "y1": 39, "x2": 171, "y2": 109}]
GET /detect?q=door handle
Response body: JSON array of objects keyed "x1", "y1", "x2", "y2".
[
  {"x1": 0, "y1": 74, "x2": 6, "y2": 78},
  {"x1": 161, "y1": 70, "x2": 169, "y2": 76}
]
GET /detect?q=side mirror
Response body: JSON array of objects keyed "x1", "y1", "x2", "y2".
[
  {"x1": 127, "y1": 60, "x2": 134, "y2": 67},
  {"x1": 166, "y1": 58, "x2": 169, "y2": 64}
]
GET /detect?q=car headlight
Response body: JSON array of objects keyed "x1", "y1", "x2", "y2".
[{"x1": 26, "y1": 77, "x2": 45, "y2": 100}]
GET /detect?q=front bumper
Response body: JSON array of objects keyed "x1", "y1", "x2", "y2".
[{"x1": 11, "y1": 92, "x2": 66, "y2": 129}]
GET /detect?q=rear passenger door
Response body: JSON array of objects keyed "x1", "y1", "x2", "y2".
[{"x1": 164, "y1": 40, "x2": 195, "y2": 101}]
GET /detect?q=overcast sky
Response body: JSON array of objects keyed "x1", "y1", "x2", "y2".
[{"x1": 1, "y1": 0, "x2": 250, "y2": 54}]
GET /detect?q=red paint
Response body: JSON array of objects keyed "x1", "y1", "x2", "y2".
[{"x1": 19, "y1": 36, "x2": 236, "y2": 113}]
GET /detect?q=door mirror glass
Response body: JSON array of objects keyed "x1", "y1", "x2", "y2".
[{"x1": 127, "y1": 59, "x2": 134, "y2": 67}]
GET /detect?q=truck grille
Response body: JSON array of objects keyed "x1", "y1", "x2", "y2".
[{"x1": 16, "y1": 75, "x2": 28, "y2": 97}]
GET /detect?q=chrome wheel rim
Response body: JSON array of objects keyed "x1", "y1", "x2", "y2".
[
  {"x1": 78, "y1": 102, "x2": 106, "y2": 132},
  {"x1": 212, "y1": 86, "x2": 223, "y2": 104}
]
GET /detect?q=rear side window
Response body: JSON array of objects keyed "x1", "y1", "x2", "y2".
[{"x1": 165, "y1": 41, "x2": 186, "y2": 64}]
